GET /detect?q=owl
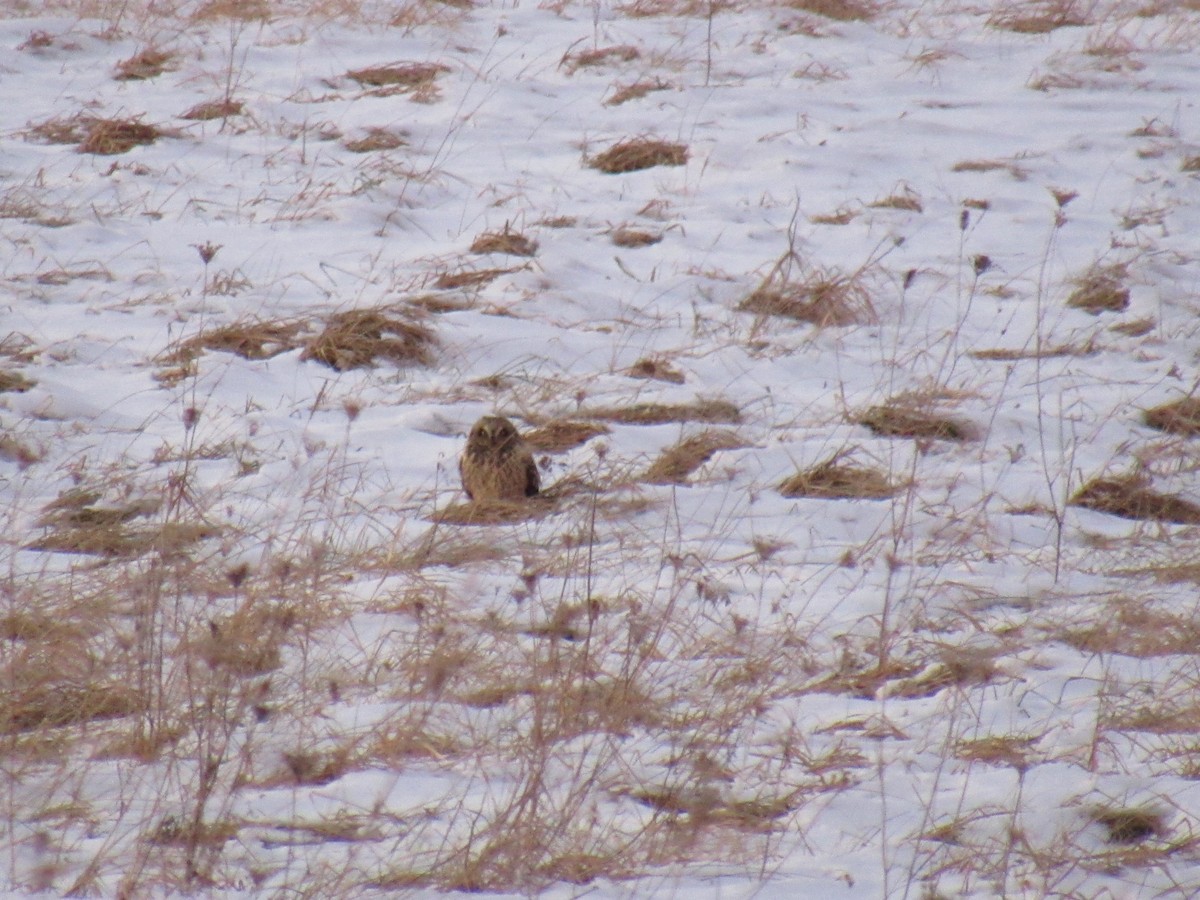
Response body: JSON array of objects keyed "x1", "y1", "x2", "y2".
[{"x1": 459, "y1": 415, "x2": 540, "y2": 502}]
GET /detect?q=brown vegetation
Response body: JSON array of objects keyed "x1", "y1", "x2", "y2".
[
  {"x1": 1069, "y1": 475, "x2": 1200, "y2": 524},
  {"x1": 588, "y1": 138, "x2": 688, "y2": 174},
  {"x1": 302, "y1": 308, "x2": 436, "y2": 371}
]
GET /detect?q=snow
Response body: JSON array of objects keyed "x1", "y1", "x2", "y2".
[{"x1": 3, "y1": 0, "x2": 1200, "y2": 895}]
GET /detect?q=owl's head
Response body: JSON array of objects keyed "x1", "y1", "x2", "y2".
[{"x1": 469, "y1": 415, "x2": 520, "y2": 451}]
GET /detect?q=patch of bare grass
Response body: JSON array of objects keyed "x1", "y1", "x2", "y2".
[
  {"x1": 432, "y1": 266, "x2": 521, "y2": 290},
  {"x1": 179, "y1": 98, "x2": 245, "y2": 121},
  {"x1": 0, "y1": 370, "x2": 36, "y2": 393},
  {"x1": 1143, "y1": 397, "x2": 1200, "y2": 435},
  {"x1": 78, "y1": 117, "x2": 168, "y2": 155},
  {"x1": 1056, "y1": 602, "x2": 1200, "y2": 657},
  {"x1": 606, "y1": 78, "x2": 671, "y2": 105},
  {"x1": 30, "y1": 489, "x2": 216, "y2": 557},
  {"x1": 987, "y1": 1, "x2": 1090, "y2": 33},
  {"x1": 784, "y1": 0, "x2": 878, "y2": 21},
  {"x1": 347, "y1": 62, "x2": 450, "y2": 100},
  {"x1": 611, "y1": 226, "x2": 663, "y2": 247},
  {"x1": 626, "y1": 357, "x2": 684, "y2": 384},
  {"x1": 779, "y1": 454, "x2": 899, "y2": 499},
  {"x1": 810, "y1": 207, "x2": 858, "y2": 225},
  {"x1": 951, "y1": 157, "x2": 1030, "y2": 180},
  {"x1": 470, "y1": 226, "x2": 538, "y2": 257},
  {"x1": 192, "y1": 0, "x2": 270, "y2": 20},
  {"x1": 868, "y1": 185, "x2": 923, "y2": 212},
  {"x1": 738, "y1": 264, "x2": 874, "y2": 326},
  {"x1": 641, "y1": 430, "x2": 745, "y2": 484},
  {"x1": 114, "y1": 47, "x2": 176, "y2": 80},
  {"x1": 1183, "y1": 155, "x2": 1200, "y2": 173},
  {"x1": 524, "y1": 420, "x2": 609, "y2": 453},
  {"x1": 301, "y1": 308, "x2": 436, "y2": 371},
  {"x1": 588, "y1": 398, "x2": 741, "y2": 426},
  {"x1": 1090, "y1": 806, "x2": 1165, "y2": 845},
  {"x1": 856, "y1": 397, "x2": 974, "y2": 442},
  {"x1": 1069, "y1": 475, "x2": 1200, "y2": 524},
  {"x1": 434, "y1": 495, "x2": 561, "y2": 526},
  {"x1": 564, "y1": 44, "x2": 640, "y2": 72},
  {"x1": 343, "y1": 128, "x2": 407, "y2": 153},
  {"x1": 588, "y1": 138, "x2": 688, "y2": 174},
  {"x1": 163, "y1": 319, "x2": 307, "y2": 366}
]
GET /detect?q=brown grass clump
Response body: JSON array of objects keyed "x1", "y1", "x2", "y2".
[
  {"x1": 2, "y1": 682, "x2": 143, "y2": 735},
  {"x1": 192, "y1": 0, "x2": 270, "y2": 20},
  {"x1": 1067, "y1": 263, "x2": 1130, "y2": 314},
  {"x1": 642, "y1": 430, "x2": 745, "y2": 484},
  {"x1": 588, "y1": 398, "x2": 741, "y2": 426},
  {"x1": 1143, "y1": 397, "x2": 1200, "y2": 436},
  {"x1": 79, "y1": 117, "x2": 166, "y2": 155},
  {"x1": 612, "y1": 226, "x2": 663, "y2": 247},
  {"x1": 856, "y1": 400, "x2": 973, "y2": 442},
  {"x1": 344, "y1": 128, "x2": 407, "y2": 153},
  {"x1": 1057, "y1": 602, "x2": 1200, "y2": 657},
  {"x1": 627, "y1": 357, "x2": 684, "y2": 384},
  {"x1": 868, "y1": 186, "x2": 923, "y2": 212},
  {"x1": 738, "y1": 265, "x2": 874, "y2": 326},
  {"x1": 779, "y1": 455, "x2": 898, "y2": 499},
  {"x1": 0, "y1": 370, "x2": 36, "y2": 393},
  {"x1": 166, "y1": 319, "x2": 307, "y2": 365},
  {"x1": 987, "y1": 1, "x2": 1089, "y2": 33},
  {"x1": 951, "y1": 158, "x2": 1030, "y2": 180},
  {"x1": 1069, "y1": 475, "x2": 1200, "y2": 524},
  {"x1": 588, "y1": 138, "x2": 688, "y2": 174},
  {"x1": 524, "y1": 420, "x2": 609, "y2": 453},
  {"x1": 179, "y1": 98, "x2": 245, "y2": 121},
  {"x1": 114, "y1": 47, "x2": 176, "y2": 80},
  {"x1": 348, "y1": 62, "x2": 449, "y2": 91},
  {"x1": 432, "y1": 266, "x2": 520, "y2": 290},
  {"x1": 785, "y1": 0, "x2": 878, "y2": 21},
  {"x1": 470, "y1": 227, "x2": 538, "y2": 257},
  {"x1": 606, "y1": 79, "x2": 671, "y2": 106},
  {"x1": 302, "y1": 308, "x2": 436, "y2": 371},
  {"x1": 1090, "y1": 807, "x2": 1164, "y2": 845},
  {"x1": 564, "y1": 44, "x2": 640, "y2": 72},
  {"x1": 1182, "y1": 156, "x2": 1200, "y2": 173},
  {"x1": 434, "y1": 495, "x2": 560, "y2": 526}
]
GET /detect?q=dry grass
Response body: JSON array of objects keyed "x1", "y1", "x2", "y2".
[
  {"x1": 868, "y1": 185, "x2": 923, "y2": 212},
  {"x1": 626, "y1": 357, "x2": 685, "y2": 384},
  {"x1": 524, "y1": 420, "x2": 610, "y2": 453},
  {"x1": 1143, "y1": 397, "x2": 1200, "y2": 436},
  {"x1": 1183, "y1": 155, "x2": 1200, "y2": 172},
  {"x1": 79, "y1": 117, "x2": 168, "y2": 155},
  {"x1": 179, "y1": 98, "x2": 245, "y2": 121},
  {"x1": 114, "y1": 47, "x2": 176, "y2": 80},
  {"x1": 951, "y1": 157, "x2": 1030, "y2": 180},
  {"x1": 587, "y1": 398, "x2": 741, "y2": 425},
  {"x1": 779, "y1": 455, "x2": 898, "y2": 499},
  {"x1": 987, "y1": 0, "x2": 1090, "y2": 34},
  {"x1": 192, "y1": 0, "x2": 270, "y2": 20},
  {"x1": 164, "y1": 319, "x2": 307, "y2": 365},
  {"x1": 1069, "y1": 475, "x2": 1200, "y2": 524},
  {"x1": 1067, "y1": 263, "x2": 1131, "y2": 313},
  {"x1": 784, "y1": 0, "x2": 878, "y2": 20},
  {"x1": 1090, "y1": 807, "x2": 1165, "y2": 845},
  {"x1": 432, "y1": 266, "x2": 521, "y2": 290},
  {"x1": 470, "y1": 226, "x2": 538, "y2": 257},
  {"x1": 606, "y1": 78, "x2": 671, "y2": 106},
  {"x1": 347, "y1": 62, "x2": 449, "y2": 98},
  {"x1": 969, "y1": 341, "x2": 1096, "y2": 360},
  {"x1": 611, "y1": 226, "x2": 663, "y2": 247},
  {"x1": 343, "y1": 128, "x2": 407, "y2": 153},
  {"x1": 588, "y1": 138, "x2": 688, "y2": 174},
  {"x1": 564, "y1": 44, "x2": 640, "y2": 72},
  {"x1": 301, "y1": 308, "x2": 436, "y2": 371},
  {"x1": 738, "y1": 264, "x2": 874, "y2": 326},
  {"x1": 1056, "y1": 602, "x2": 1200, "y2": 657},
  {"x1": 641, "y1": 430, "x2": 745, "y2": 484},
  {"x1": 0, "y1": 370, "x2": 36, "y2": 393},
  {"x1": 434, "y1": 494, "x2": 561, "y2": 526},
  {"x1": 856, "y1": 399, "x2": 973, "y2": 442}
]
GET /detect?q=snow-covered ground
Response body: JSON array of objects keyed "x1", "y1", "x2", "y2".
[{"x1": 3, "y1": 0, "x2": 1200, "y2": 895}]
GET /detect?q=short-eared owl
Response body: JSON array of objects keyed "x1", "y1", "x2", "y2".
[{"x1": 459, "y1": 415, "x2": 540, "y2": 502}]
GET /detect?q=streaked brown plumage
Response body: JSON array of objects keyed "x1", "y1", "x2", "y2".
[{"x1": 459, "y1": 415, "x2": 540, "y2": 502}]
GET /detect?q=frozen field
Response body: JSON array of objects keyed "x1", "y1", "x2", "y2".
[{"x1": 3, "y1": 0, "x2": 1200, "y2": 895}]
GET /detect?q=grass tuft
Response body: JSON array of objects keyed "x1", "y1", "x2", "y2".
[
  {"x1": 779, "y1": 454, "x2": 899, "y2": 499},
  {"x1": 79, "y1": 117, "x2": 167, "y2": 155},
  {"x1": 784, "y1": 0, "x2": 878, "y2": 21},
  {"x1": 641, "y1": 430, "x2": 745, "y2": 484},
  {"x1": 114, "y1": 47, "x2": 176, "y2": 81},
  {"x1": 301, "y1": 308, "x2": 436, "y2": 371},
  {"x1": 1090, "y1": 806, "x2": 1164, "y2": 845},
  {"x1": 524, "y1": 420, "x2": 610, "y2": 453},
  {"x1": 588, "y1": 398, "x2": 741, "y2": 425},
  {"x1": 987, "y1": 1, "x2": 1089, "y2": 34},
  {"x1": 179, "y1": 98, "x2": 245, "y2": 120},
  {"x1": 1143, "y1": 397, "x2": 1200, "y2": 435},
  {"x1": 856, "y1": 398, "x2": 973, "y2": 442},
  {"x1": 1069, "y1": 475, "x2": 1200, "y2": 524},
  {"x1": 739, "y1": 264, "x2": 874, "y2": 326},
  {"x1": 1067, "y1": 263, "x2": 1130, "y2": 314},
  {"x1": 470, "y1": 226, "x2": 538, "y2": 256},
  {"x1": 588, "y1": 138, "x2": 688, "y2": 174}
]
